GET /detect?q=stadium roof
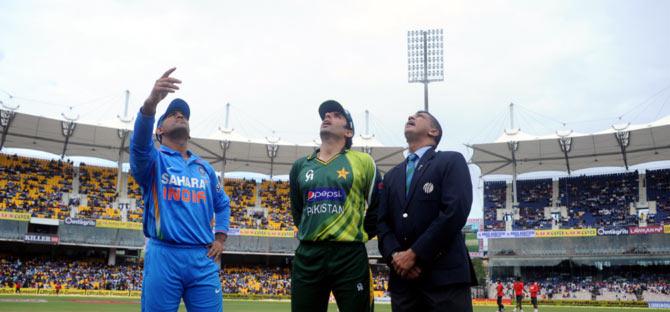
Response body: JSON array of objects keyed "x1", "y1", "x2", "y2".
[
  {"x1": 468, "y1": 114, "x2": 670, "y2": 176},
  {"x1": 0, "y1": 110, "x2": 406, "y2": 175}
]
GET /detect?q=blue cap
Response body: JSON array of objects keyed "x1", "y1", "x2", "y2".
[{"x1": 157, "y1": 98, "x2": 190, "y2": 127}]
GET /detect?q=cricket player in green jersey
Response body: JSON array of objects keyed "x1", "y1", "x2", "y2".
[{"x1": 289, "y1": 100, "x2": 381, "y2": 312}]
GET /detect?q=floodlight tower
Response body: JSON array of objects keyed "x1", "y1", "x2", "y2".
[
  {"x1": 0, "y1": 94, "x2": 19, "y2": 150},
  {"x1": 407, "y1": 29, "x2": 444, "y2": 111}
]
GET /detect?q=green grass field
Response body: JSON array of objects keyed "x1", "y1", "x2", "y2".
[
  {"x1": 1, "y1": 296, "x2": 670, "y2": 312},
  {"x1": 465, "y1": 232, "x2": 479, "y2": 252}
]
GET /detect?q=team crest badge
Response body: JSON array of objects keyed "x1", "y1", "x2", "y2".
[
  {"x1": 423, "y1": 182, "x2": 434, "y2": 194},
  {"x1": 198, "y1": 166, "x2": 207, "y2": 176}
]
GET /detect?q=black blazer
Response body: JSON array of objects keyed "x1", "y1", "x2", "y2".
[{"x1": 377, "y1": 147, "x2": 476, "y2": 288}]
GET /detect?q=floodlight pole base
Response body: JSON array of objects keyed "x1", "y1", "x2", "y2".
[{"x1": 423, "y1": 81, "x2": 429, "y2": 112}]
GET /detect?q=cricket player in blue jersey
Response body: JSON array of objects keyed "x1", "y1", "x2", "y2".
[{"x1": 130, "y1": 67, "x2": 231, "y2": 312}]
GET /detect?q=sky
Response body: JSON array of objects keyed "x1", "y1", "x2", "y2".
[{"x1": 1, "y1": 0, "x2": 670, "y2": 219}]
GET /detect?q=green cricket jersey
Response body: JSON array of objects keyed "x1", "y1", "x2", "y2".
[{"x1": 289, "y1": 149, "x2": 380, "y2": 242}]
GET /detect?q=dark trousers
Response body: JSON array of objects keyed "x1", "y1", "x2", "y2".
[
  {"x1": 391, "y1": 282, "x2": 472, "y2": 312},
  {"x1": 291, "y1": 242, "x2": 373, "y2": 312}
]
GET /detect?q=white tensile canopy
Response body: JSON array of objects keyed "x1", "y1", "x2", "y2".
[
  {"x1": 0, "y1": 110, "x2": 406, "y2": 176},
  {"x1": 468, "y1": 115, "x2": 670, "y2": 176}
]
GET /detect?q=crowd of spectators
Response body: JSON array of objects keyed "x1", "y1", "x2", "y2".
[
  {"x1": 483, "y1": 169, "x2": 670, "y2": 231},
  {"x1": 0, "y1": 154, "x2": 73, "y2": 219},
  {"x1": 483, "y1": 181, "x2": 506, "y2": 230},
  {"x1": 516, "y1": 178, "x2": 552, "y2": 230},
  {"x1": 3, "y1": 152, "x2": 669, "y2": 232},
  {"x1": 224, "y1": 179, "x2": 260, "y2": 229},
  {"x1": 78, "y1": 164, "x2": 121, "y2": 220},
  {"x1": 220, "y1": 265, "x2": 290, "y2": 295},
  {"x1": 0, "y1": 255, "x2": 390, "y2": 297},
  {"x1": 126, "y1": 176, "x2": 145, "y2": 222},
  {"x1": 559, "y1": 172, "x2": 639, "y2": 228},
  {"x1": 260, "y1": 180, "x2": 293, "y2": 230},
  {"x1": 0, "y1": 255, "x2": 141, "y2": 291},
  {"x1": 70, "y1": 164, "x2": 143, "y2": 222},
  {"x1": 646, "y1": 168, "x2": 670, "y2": 224}
]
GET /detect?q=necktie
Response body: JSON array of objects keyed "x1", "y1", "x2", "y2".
[{"x1": 406, "y1": 153, "x2": 418, "y2": 197}]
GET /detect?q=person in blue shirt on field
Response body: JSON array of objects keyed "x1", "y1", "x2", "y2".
[{"x1": 130, "y1": 67, "x2": 231, "y2": 312}]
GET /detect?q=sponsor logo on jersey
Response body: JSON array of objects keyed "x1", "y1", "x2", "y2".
[
  {"x1": 161, "y1": 173, "x2": 208, "y2": 189},
  {"x1": 306, "y1": 187, "x2": 346, "y2": 203},
  {"x1": 160, "y1": 173, "x2": 208, "y2": 204}
]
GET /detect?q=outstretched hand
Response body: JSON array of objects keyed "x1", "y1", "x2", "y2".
[{"x1": 142, "y1": 67, "x2": 182, "y2": 115}]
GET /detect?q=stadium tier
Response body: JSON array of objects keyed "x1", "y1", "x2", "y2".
[
  {"x1": 483, "y1": 180, "x2": 506, "y2": 231},
  {"x1": 78, "y1": 164, "x2": 121, "y2": 220},
  {"x1": 481, "y1": 168, "x2": 670, "y2": 303},
  {"x1": 559, "y1": 172, "x2": 639, "y2": 228},
  {"x1": 0, "y1": 154, "x2": 73, "y2": 219},
  {"x1": 259, "y1": 180, "x2": 293, "y2": 230},
  {"x1": 0, "y1": 152, "x2": 381, "y2": 255},
  {"x1": 3, "y1": 152, "x2": 670, "y2": 304},
  {"x1": 223, "y1": 178, "x2": 258, "y2": 228},
  {"x1": 0, "y1": 153, "x2": 297, "y2": 230},
  {"x1": 647, "y1": 168, "x2": 670, "y2": 223},
  {"x1": 0, "y1": 255, "x2": 142, "y2": 291},
  {"x1": 483, "y1": 169, "x2": 669, "y2": 231}
]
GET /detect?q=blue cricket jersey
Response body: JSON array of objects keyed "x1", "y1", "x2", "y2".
[{"x1": 129, "y1": 110, "x2": 231, "y2": 245}]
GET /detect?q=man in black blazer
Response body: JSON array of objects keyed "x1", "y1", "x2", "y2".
[{"x1": 378, "y1": 110, "x2": 476, "y2": 312}]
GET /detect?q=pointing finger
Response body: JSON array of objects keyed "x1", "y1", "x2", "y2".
[{"x1": 161, "y1": 67, "x2": 177, "y2": 78}]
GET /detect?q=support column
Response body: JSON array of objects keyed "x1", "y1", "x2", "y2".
[{"x1": 108, "y1": 248, "x2": 117, "y2": 266}]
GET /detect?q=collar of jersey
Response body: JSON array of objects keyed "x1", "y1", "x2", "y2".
[
  {"x1": 307, "y1": 148, "x2": 349, "y2": 165},
  {"x1": 159, "y1": 145, "x2": 198, "y2": 161}
]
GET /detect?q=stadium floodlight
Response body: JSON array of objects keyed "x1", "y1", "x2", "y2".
[
  {"x1": 557, "y1": 131, "x2": 574, "y2": 175},
  {"x1": 0, "y1": 96, "x2": 19, "y2": 128},
  {"x1": 0, "y1": 97, "x2": 19, "y2": 150},
  {"x1": 117, "y1": 90, "x2": 133, "y2": 124},
  {"x1": 218, "y1": 103, "x2": 234, "y2": 182},
  {"x1": 60, "y1": 106, "x2": 79, "y2": 137},
  {"x1": 60, "y1": 106, "x2": 79, "y2": 158},
  {"x1": 407, "y1": 28, "x2": 444, "y2": 111},
  {"x1": 265, "y1": 131, "x2": 280, "y2": 178}
]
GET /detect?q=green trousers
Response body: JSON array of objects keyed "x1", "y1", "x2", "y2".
[{"x1": 291, "y1": 241, "x2": 374, "y2": 312}]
